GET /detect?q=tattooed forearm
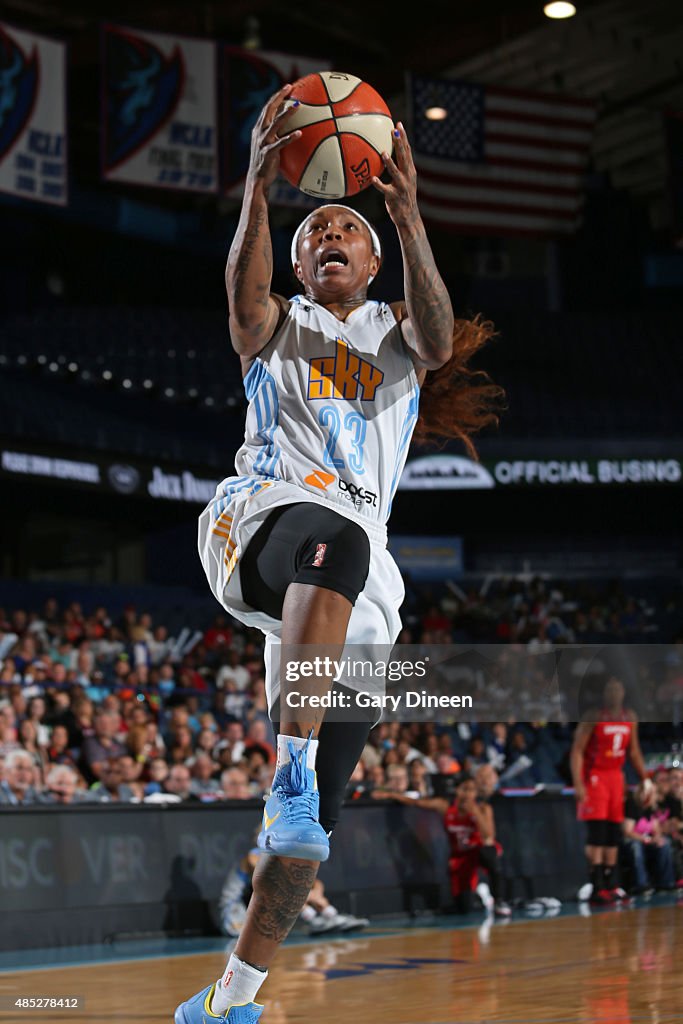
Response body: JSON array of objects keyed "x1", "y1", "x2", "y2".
[
  {"x1": 399, "y1": 217, "x2": 454, "y2": 367},
  {"x1": 247, "y1": 856, "x2": 318, "y2": 943},
  {"x1": 226, "y1": 181, "x2": 275, "y2": 345},
  {"x1": 231, "y1": 205, "x2": 267, "y2": 307}
]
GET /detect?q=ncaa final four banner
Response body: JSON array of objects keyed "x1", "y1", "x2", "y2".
[
  {"x1": 222, "y1": 47, "x2": 329, "y2": 207},
  {"x1": 101, "y1": 24, "x2": 218, "y2": 193},
  {"x1": 0, "y1": 23, "x2": 67, "y2": 206}
]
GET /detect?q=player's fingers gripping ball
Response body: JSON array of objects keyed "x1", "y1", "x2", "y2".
[{"x1": 280, "y1": 71, "x2": 394, "y2": 198}]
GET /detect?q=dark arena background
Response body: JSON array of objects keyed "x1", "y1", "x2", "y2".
[{"x1": 0, "y1": 1, "x2": 682, "y2": 1022}]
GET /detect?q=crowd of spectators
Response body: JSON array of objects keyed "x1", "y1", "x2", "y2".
[{"x1": 0, "y1": 574, "x2": 680, "y2": 809}]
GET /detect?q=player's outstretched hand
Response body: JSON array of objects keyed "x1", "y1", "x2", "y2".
[
  {"x1": 372, "y1": 122, "x2": 418, "y2": 228},
  {"x1": 248, "y1": 84, "x2": 302, "y2": 189}
]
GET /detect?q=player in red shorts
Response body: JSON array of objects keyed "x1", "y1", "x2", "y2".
[
  {"x1": 571, "y1": 675, "x2": 649, "y2": 904},
  {"x1": 376, "y1": 773, "x2": 510, "y2": 916}
]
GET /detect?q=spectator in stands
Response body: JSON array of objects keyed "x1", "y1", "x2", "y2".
[
  {"x1": 464, "y1": 736, "x2": 487, "y2": 773},
  {"x1": 622, "y1": 781, "x2": 676, "y2": 893},
  {"x1": 498, "y1": 729, "x2": 537, "y2": 788},
  {"x1": 79, "y1": 708, "x2": 126, "y2": 783},
  {"x1": 118, "y1": 754, "x2": 146, "y2": 800},
  {"x1": 18, "y1": 719, "x2": 47, "y2": 774},
  {"x1": 653, "y1": 767, "x2": 681, "y2": 825},
  {"x1": 196, "y1": 727, "x2": 219, "y2": 758},
  {"x1": 163, "y1": 764, "x2": 200, "y2": 802},
  {"x1": 46, "y1": 661, "x2": 69, "y2": 690},
  {"x1": 169, "y1": 724, "x2": 195, "y2": 764},
  {"x1": 385, "y1": 763, "x2": 409, "y2": 794},
  {"x1": 220, "y1": 767, "x2": 252, "y2": 800},
  {"x1": 162, "y1": 704, "x2": 194, "y2": 747},
  {"x1": 10, "y1": 634, "x2": 38, "y2": 675},
  {"x1": 669, "y1": 766, "x2": 683, "y2": 806},
  {"x1": 216, "y1": 649, "x2": 251, "y2": 692},
  {"x1": 224, "y1": 720, "x2": 247, "y2": 763},
  {"x1": 435, "y1": 751, "x2": 461, "y2": 776},
  {"x1": 253, "y1": 762, "x2": 276, "y2": 798},
  {"x1": 421, "y1": 605, "x2": 452, "y2": 635},
  {"x1": 486, "y1": 723, "x2": 508, "y2": 773},
  {"x1": 190, "y1": 753, "x2": 221, "y2": 797},
  {"x1": 47, "y1": 723, "x2": 77, "y2": 768},
  {"x1": 653, "y1": 767, "x2": 683, "y2": 883},
  {"x1": 408, "y1": 758, "x2": 433, "y2": 797},
  {"x1": 45, "y1": 764, "x2": 88, "y2": 804},
  {"x1": 417, "y1": 733, "x2": 440, "y2": 773},
  {"x1": 0, "y1": 704, "x2": 19, "y2": 755},
  {"x1": 9, "y1": 689, "x2": 27, "y2": 724},
  {"x1": 203, "y1": 615, "x2": 234, "y2": 653},
  {"x1": 243, "y1": 743, "x2": 271, "y2": 788},
  {"x1": 26, "y1": 697, "x2": 51, "y2": 746},
  {"x1": 245, "y1": 719, "x2": 275, "y2": 762},
  {"x1": 89, "y1": 758, "x2": 135, "y2": 803},
  {"x1": 345, "y1": 760, "x2": 370, "y2": 801},
  {"x1": 222, "y1": 678, "x2": 249, "y2": 719},
  {"x1": 475, "y1": 763, "x2": 499, "y2": 800},
  {"x1": 0, "y1": 749, "x2": 46, "y2": 805},
  {"x1": 144, "y1": 756, "x2": 170, "y2": 796},
  {"x1": 144, "y1": 719, "x2": 166, "y2": 759}
]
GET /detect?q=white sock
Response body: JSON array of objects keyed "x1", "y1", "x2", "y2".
[
  {"x1": 300, "y1": 905, "x2": 317, "y2": 923},
  {"x1": 320, "y1": 905, "x2": 337, "y2": 919},
  {"x1": 212, "y1": 953, "x2": 268, "y2": 1014},
  {"x1": 276, "y1": 733, "x2": 318, "y2": 771}
]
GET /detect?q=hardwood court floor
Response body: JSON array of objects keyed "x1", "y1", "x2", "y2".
[{"x1": 0, "y1": 902, "x2": 681, "y2": 1023}]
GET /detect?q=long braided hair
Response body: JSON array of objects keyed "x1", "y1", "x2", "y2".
[{"x1": 414, "y1": 315, "x2": 505, "y2": 459}]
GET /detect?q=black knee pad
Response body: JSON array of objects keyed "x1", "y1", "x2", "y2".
[
  {"x1": 586, "y1": 820, "x2": 608, "y2": 846},
  {"x1": 293, "y1": 510, "x2": 370, "y2": 606},
  {"x1": 241, "y1": 503, "x2": 371, "y2": 619}
]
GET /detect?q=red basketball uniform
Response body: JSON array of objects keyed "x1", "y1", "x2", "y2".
[
  {"x1": 578, "y1": 712, "x2": 632, "y2": 823},
  {"x1": 445, "y1": 803, "x2": 483, "y2": 896}
]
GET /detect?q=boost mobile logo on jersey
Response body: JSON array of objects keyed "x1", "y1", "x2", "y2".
[
  {"x1": 338, "y1": 478, "x2": 377, "y2": 508},
  {"x1": 304, "y1": 469, "x2": 335, "y2": 491},
  {"x1": 307, "y1": 338, "x2": 384, "y2": 402}
]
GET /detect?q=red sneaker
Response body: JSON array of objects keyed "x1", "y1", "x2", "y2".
[{"x1": 590, "y1": 888, "x2": 615, "y2": 906}]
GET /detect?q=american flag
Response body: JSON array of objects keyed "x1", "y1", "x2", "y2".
[{"x1": 409, "y1": 74, "x2": 598, "y2": 237}]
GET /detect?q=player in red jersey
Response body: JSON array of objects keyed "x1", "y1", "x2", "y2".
[
  {"x1": 376, "y1": 773, "x2": 510, "y2": 916},
  {"x1": 571, "y1": 675, "x2": 649, "y2": 904}
]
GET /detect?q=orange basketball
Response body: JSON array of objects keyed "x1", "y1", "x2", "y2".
[{"x1": 280, "y1": 71, "x2": 394, "y2": 199}]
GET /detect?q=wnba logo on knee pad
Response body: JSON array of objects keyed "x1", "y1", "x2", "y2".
[{"x1": 312, "y1": 543, "x2": 327, "y2": 567}]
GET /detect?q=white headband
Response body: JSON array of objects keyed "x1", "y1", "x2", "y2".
[{"x1": 290, "y1": 204, "x2": 382, "y2": 284}]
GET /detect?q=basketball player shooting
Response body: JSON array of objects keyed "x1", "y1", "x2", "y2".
[
  {"x1": 176, "y1": 83, "x2": 502, "y2": 1023},
  {"x1": 571, "y1": 675, "x2": 649, "y2": 905}
]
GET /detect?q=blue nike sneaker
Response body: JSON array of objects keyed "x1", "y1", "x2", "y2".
[
  {"x1": 257, "y1": 737, "x2": 329, "y2": 861},
  {"x1": 174, "y1": 983, "x2": 263, "y2": 1023}
]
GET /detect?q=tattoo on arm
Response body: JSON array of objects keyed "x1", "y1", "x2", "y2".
[
  {"x1": 231, "y1": 208, "x2": 269, "y2": 316},
  {"x1": 400, "y1": 220, "x2": 454, "y2": 366},
  {"x1": 249, "y1": 856, "x2": 318, "y2": 943}
]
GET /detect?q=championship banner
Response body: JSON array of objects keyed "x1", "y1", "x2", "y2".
[
  {"x1": 222, "y1": 47, "x2": 329, "y2": 207},
  {"x1": 101, "y1": 24, "x2": 217, "y2": 193},
  {"x1": 0, "y1": 23, "x2": 67, "y2": 206}
]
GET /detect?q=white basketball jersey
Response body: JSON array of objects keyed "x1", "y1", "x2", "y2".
[{"x1": 228, "y1": 296, "x2": 420, "y2": 532}]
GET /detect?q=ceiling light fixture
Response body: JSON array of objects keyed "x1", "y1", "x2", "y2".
[
  {"x1": 544, "y1": 2, "x2": 577, "y2": 18},
  {"x1": 425, "y1": 106, "x2": 448, "y2": 121}
]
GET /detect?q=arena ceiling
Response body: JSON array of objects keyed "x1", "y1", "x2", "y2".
[{"x1": 3, "y1": 0, "x2": 683, "y2": 225}]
